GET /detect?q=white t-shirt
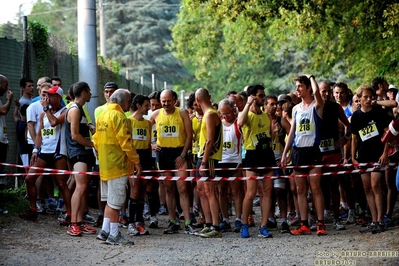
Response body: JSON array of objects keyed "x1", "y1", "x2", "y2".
[{"x1": 26, "y1": 101, "x2": 43, "y2": 144}]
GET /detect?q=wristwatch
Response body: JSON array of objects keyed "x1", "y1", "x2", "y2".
[
  {"x1": 180, "y1": 153, "x2": 185, "y2": 159},
  {"x1": 43, "y1": 106, "x2": 50, "y2": 112}
]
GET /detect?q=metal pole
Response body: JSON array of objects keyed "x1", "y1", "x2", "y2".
[
  {"x1": 22, "y1": 16, "x2": 29, "y2": 79},
  {"x1": 140, "y1": 76, "x2": 144, "y2": 94},
  {"x1": 78, "y1": 0, "x2": 98, "y2": 122},
  {"x1": 99, "y1": 0, "x2": 106, "y2": 58},
  {"x1": 152, "y1": 73, "x2": 155, "y2": 92},
  {"x1": 164, "y1": 81, "x2": 167, "y2": 90}
]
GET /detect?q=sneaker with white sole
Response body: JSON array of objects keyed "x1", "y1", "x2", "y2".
[
  {"x1": 149, "y1": 216, "x2": 159, "y2": 228},
  {"x1": 128, "y1": 223, "x2": 140, "y2": 236},
  {"x1": 333, "y1": 219, "x2": 346, "y2": 231},
  {"x1": 106, "y1": 232, "x2": 134, "y2": 245},
  {"x1": 96, "y1": 229, "x2": 109, "y2": 241},
  {"x1": 83, "y1": 213, "x2": 96, "y2": 224}
]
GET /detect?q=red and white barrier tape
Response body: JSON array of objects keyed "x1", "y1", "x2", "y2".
[{"x1": 0, "y1": 161, "x2": 395, "y2": 181}]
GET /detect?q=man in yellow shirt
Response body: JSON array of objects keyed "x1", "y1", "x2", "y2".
[
  {"x1": 149, "y1": 90, "x2": 193, "y2": 234},
  {"x1": 93, "y1": 89, "x2": 141, "y2": 245}
]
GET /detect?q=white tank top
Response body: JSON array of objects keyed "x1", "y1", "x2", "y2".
[
  {"x1": 293, "y1": 100, "x2": 322, "y2": 148},
  {"x1": 40, "y1": 107, "x2": 66, "y2": 155},
  {"x1": 220, "y1": 120, "x2": 242, "y2": 164}
]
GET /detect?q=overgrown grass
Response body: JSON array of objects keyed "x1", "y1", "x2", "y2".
[{"x1": 0, "y1": 185, "x2": 29, "y2": 227}]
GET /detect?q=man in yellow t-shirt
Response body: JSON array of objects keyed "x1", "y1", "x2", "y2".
[{"x1": 149, "y1": 90, "x2": 193, "y2": 234}]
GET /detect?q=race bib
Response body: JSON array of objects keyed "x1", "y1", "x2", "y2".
[
  {"x1": 250, "y1": 131, "x2": 269, "y2": 149},
  {"x1": 296, "y1": 123, "x2": 314, "y2": 135},
  {"x1": 133, "y1": 128, "x2": 148, "y2": 141},
  {"x1": 42, "y1": 127, "x2": 56, "y2": 139},
  {"x1": 319, "y1": 138, "x2": 335, "y2": 152},
  {"x1": 160, "y1": 125, "x2": 180, "y2": 138},
  {"x1": 359, "y1": 124, "x2": 378, "y2": 142},
  {"x1": 223, "y1": 141, "x2": 234, "y2": 151}
]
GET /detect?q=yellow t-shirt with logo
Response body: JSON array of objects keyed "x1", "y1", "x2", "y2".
[
  {"x1": 241, "y1": 111, "x2": 271, "y2": 151},
  {"x1": 192, "y1": 116, "x2": 201, "y2": 155}
]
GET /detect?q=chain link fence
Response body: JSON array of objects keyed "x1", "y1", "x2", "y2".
[{"x1": 0, "y1": 22, "x2": 163, "y2": 182}]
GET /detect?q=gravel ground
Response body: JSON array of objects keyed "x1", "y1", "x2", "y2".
[{"x1": 1, "y1": 204, "x2": 399, "y2": 266}]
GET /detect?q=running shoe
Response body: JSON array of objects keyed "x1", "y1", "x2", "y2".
[
  {"x1": 266, "y1": 220, "x2": 278, "y2": 231},
  {"x1": 288, "y1": 216, "x2": 300, "y2": 226},
  {"x1": 248, "y1": 215, "x2": 255, "y2": 227},
  {"x1": 67, "y1": 224, "x2": 82, "y2": 236},
  {"x1": 36, "y1": 200, "x2": 44, "y2": 213},
  {"x1": 219, "y1": 220, "x2": 232, "y2": 232},
  {"x1": 19, "y1": 209, "x2": 38, "y2": 221},
  {"x1": 383, "y1": 215, "x2": 393, "y2": 228},
  {"x1": 119, "y1": 215, "x2": 129, "y2": 228},
  {"x1": 240, "y1": 224, "x2": 250, "y2": 238},
  {"x1": 46, "y1": 198, "x2": 58, "y2": 211},
  {"x1": 83, "y1": 213, "x2": 96, "y2": 224},
  {"x1": 96, "y1": 229, "x2": 109, "y2": 241},
  {"x1": 136, "y1": 222, "x2": 149, "y2": 235},
  {"x1": 58, "y1": 212, "x2": 67, "y2": 222},
  {"x1": 93, "y1": 215, "x2": 104, "y2": 228},
  {"x1": 59, "y1": 216, "x2": 71, "y2": 226},
  {"x1": 193, "y1": 217, "x2": 206, "y2": 228},
  {"x1": 280, "y1": 221, "x2": 290, "y2": 234},
  {"x1": 143, "y1": 214, "x2": 150, "y2": 221},
  {"x1": 316, "y1": 222, "x2": 327, "y2": 236},
  {"x1": 310, "y1": 221, "x2": 317, "y2": 231},
  {"x1": 80, "y1": 223, "x2": 97, "y2": 234},
  {"x1": 143, "y1": 202, "x2": 150, "y2": 215},
  {"x1": 184, "y1": 224, "x2": 198, "y2": 235},
  {"x1": 253, "y1": 196, "x2": 260, "y2": 207},
  {"x1": 345, "y1": 209, "x2": 356, "y2": 225},
  {"x1": 333, "y1": 219, "x2": 346, "y2": 231},
  {"x1": 200, "y1": 227, "x2": 222, "y2": 238},
  {"x1": 128, "y1": 223, "x2": 140, "y2": 236},
  {"x1": 164, "y1": 222, "x2": 179, "y2": 234},
  {"x1": 290, "y1": 223, "x2": 311, "y2": 235},
  {"x1": 194, "y1": 226, "x2": 210, "y2": 237},
  {"x1": 359, "y1": 222, "x2": 375, "y2": 233},
  {"x1": 106, "y1": 232, "x2": 134, "y2": 245},
  {"x1": 372, "y1": 222, "x2": 386, "y2": 234},
  {"x1": 258, "y1": 226, "x2": 273, "y2": 238},
  {"x1": 233, "y1": 220, "x2": 242, "y2": 233},
  {"x1": 55, "y1": 198, "x2": 64, "y2": 213},
  {"x1": 158, "y1": 205, "x2": 168, "y2": 215},
  {"x1": 149, "y1": 216, "x2": 159, "y2": 228}
]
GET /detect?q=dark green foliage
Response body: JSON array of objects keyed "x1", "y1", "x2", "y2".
[{"x1": 28, "y1": 21, "x2": 51, "y2": 77}]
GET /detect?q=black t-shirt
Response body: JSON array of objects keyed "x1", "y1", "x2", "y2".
[
  {"x1": 351, "y1": 106, "x2": 391, "y2": 162},
  {"x1": 320, "y1": 101, "x2": 341, "y2": 152}
]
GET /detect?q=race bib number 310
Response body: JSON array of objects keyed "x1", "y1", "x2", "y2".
[{"x1": 161, "y1": 125, "x2": 180, "y2": 138}]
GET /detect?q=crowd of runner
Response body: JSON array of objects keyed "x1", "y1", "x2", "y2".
[{"x1": 0, "y1": 73, "x2": 398, "y2": 245}]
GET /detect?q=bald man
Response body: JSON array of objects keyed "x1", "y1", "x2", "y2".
[{"x1": 149, "y1": 90, "x2": 194, "y2": 234}]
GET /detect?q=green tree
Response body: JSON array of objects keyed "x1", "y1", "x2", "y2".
[{"x1": 170, "y1": 0, "x2": 399, "y2": 89}]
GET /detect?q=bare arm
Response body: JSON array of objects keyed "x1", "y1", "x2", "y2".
[
  {"x1": 13, "y1": 100, "x2": 19, "y2": 122},
  {"x1": 310, "y1": 76, "x2": 324, "y2": 117},
  {"x1": 237, "y1": 95, "x2": 255, "y2": 127},
  {"x1": 0, "y1": 91, "x2": 13, "y2": 115}
]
